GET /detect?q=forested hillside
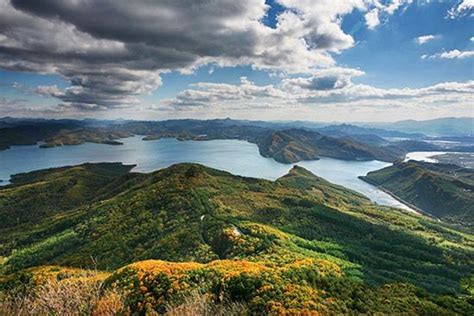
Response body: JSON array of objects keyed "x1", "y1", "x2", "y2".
[
  {"x1": 1, "y1": 163, "x2": 473, "y2": 314},
  {"x1": 361, "y1": 161, "x2": 474, "y2": 231}
]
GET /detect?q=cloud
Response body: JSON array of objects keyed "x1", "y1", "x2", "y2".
[
  {"x1": 364, "y1": 0, "x2": 413, "y2": 29},
  {"x1": 415, "y1": 34, "x2": 436, "y2": 45},
  {"x1": 158, "y1": 77, "x2": 291, "y2": 111},
  {"x1": 365, "y1": 9, "x2": 381, "y2": 29},
  {"x1": 447, "y1": 0, "x2": 474, "y2": 19},
  {"x1": 1, "y1": 0, "x2": 385, "y2": 111},
  {"x1": 1, "y1": 0, "x2": 423, "y2": 112},
  {"x1": 423, "y1": 49, "x2": 474, "y2": 59},
  {"x1": 282, "y1": 68, "x2": 365, "y2": 91},
  {"x1": 0, "y1": 96, "x2": 71, "y2": 117},
  {"x1": 157, "y1": 70, "x2": 474, "y2": 118}
]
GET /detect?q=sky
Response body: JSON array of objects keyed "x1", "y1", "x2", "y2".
[{"x1": 0, "y1": 0, "x2": 472, "y2": 122}]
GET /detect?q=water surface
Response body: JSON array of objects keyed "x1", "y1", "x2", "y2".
[
  {"x1": 404, "y1": 151, "x2": 449, "y2": 163},
  {"x1": 0, "y1": 136, "x2": 415, "y2": 211}
]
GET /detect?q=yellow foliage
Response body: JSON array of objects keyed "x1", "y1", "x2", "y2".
[
  {"x1": 240, "y1": 222, "x2": 290, "y2": 240},
  {"x1": 207, "y1": 259, "x2": 268, "y2": 277},
  {"x1": 285, "y1": 258, "x2": 342, "y2": 277},
  {"x1": 125, "y1": 260, "x2": 204, "y2": 277},
  {"x1": 17, "y1": 265, "x2": 110, "y2": 285}
]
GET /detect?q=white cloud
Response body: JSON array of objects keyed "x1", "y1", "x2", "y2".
[
  {"x1": 365, "y1": 9, "x2": 381, "y2": 29},
  {"x1": 158, "y1": 77, "x2": 291, "y2": 111},
  {"x1": 447, "y1": 0, "x2": 474, "y2": 19},
  {"x1": 149, "y1": 78, "x2": 473, "y2": 121},
  {"x1": 425, "y1": 49, "x2": 474, "y2": 59},
  {"x1": 415, "y1": 34, "x2": 436, "y2": 45},
  {"x1": 156, "y1": 71, "x2": 474, "y2": 121},
  {"x1": 364, "y1": 0, "x2": 413, "y2": 29}
]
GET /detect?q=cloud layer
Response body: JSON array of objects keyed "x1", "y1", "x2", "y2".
[
  {"x1": 0, "y1": 0, "x2": 471, "y2": 121},
  {"x1": 1, "y1": 0, "x2": 386, "y2": 110},
  {"x1": 158, "y1": 72, "x2": 473, "y2": 112},
  {"x1": 0, "y1": 0, "x2": 423, "y2": 112}
]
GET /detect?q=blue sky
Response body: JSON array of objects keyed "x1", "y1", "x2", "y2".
[
  {"x1": 338, "y1": 1, "x2": 473, "y2": 87},
  {"x1": 0, "y1": 0, "x2": 472, "y2": 121}
]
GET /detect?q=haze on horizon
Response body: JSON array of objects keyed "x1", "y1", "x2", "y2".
[{"x1": 0, "y1": 0, "x2": 473, "y2": 122}]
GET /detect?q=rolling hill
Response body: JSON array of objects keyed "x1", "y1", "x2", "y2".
[
  {"x1": 361, "y1": 161, "x2": 474, "y2": 231},
  {"x1": 1, "y1": 163, "x2": 473, "y2": 314},
  {"x1": 257, "y1": 129, "x2": 401, "y2": 163}
]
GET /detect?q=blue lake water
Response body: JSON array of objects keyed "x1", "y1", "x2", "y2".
[{"x1": 0, "y1": 136, "x2": 415, "y2": 212}]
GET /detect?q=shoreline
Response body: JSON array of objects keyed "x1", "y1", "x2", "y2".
[{"x1": 359, "y1": 176, "x2": 438, "y2": 219}]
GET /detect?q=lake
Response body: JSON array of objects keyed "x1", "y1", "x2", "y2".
[
  {"x1": 404, "y1": 151, "x2": 449, "y2": 163},
  {"x1": 0, "y1": 136, "x2": 416, "y2": 212}
]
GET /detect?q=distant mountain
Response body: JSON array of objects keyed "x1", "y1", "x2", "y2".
[
  {"x1": 1, "y1": 163, "x2": 473, "y2": 314},
  {"x1": 385, "y1": 140, "x2": 441, "y2": 153},
  {"x1": 361, "y1": 161, "x2": 474, "y2": 231},
  {"x1": 316, "y1": 123, "x2": 424, "y2": 139},
  {"x1": 0, "y1": 123, "x2": 70, "y2": 150},
  {"x1": 365, "y1": 117, "x2": 474, "y2": 136}
]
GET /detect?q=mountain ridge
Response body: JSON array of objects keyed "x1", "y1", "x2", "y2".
[{"x1": 361, "y1": 161, "x2": 474, "y2": 231}]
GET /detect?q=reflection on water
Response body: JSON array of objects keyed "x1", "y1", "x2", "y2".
[
  {"x1": 0, "y1": 136, "x2": 415, "y2": 211},
  {"x1": 404, "y1": 151, "x2": 449, "y2": 163}
]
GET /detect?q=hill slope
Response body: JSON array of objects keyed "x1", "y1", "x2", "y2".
[
  {"x1": 257, "y1": 129, "x2": 401, "y2": 163},
  {"x1": 361, "y1": 161, "x2": 474, "y2": 231},
  {"x1": 1, "y1": 163, "x2": 473, "y2": 314}
]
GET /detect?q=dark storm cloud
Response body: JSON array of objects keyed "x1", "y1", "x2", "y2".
[{"x1": 10, "y1": 0, "x2": 263, "y2": 59}]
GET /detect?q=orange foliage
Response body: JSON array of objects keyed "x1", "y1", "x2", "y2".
[
  {"x1": 207, "y1": 259, "x2": 268, "y2": 278},
  {"x1": 125, "y1": 260, "x2": 204, "y2": 277}
]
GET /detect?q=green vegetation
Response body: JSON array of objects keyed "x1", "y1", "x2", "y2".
[
  {"x1": 361, "y1": 161, "x2": 474, "y2": 231},
  {"x1": 0, "y1": 123, "x2": 67, "y2": 150},
  {"x1": 40, "y1": 128, "x2": 132, "y2": 148},
  {"x1": 1, "y1": 162, "x2": 473, "y2": 314},
  {"x1": 257, "y1": 129, "x2": 401, "y2": 163},
  {"x1": 0, "y1": 163, "x2": 136, "y2": 229}
]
